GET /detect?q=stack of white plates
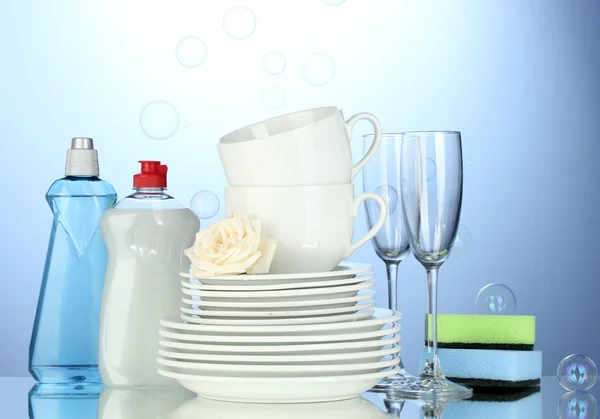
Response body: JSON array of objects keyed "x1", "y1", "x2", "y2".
[
  {"x1": 158, "y1": 263, "x2": 401, "y2": 403},
  {"x1": 180, "y1": 262, "x2": 377, "y2": 322}
]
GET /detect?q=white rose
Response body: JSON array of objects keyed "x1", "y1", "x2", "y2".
[{"x1": 184, "y1": 216, "x2": 277, "y2": 277}]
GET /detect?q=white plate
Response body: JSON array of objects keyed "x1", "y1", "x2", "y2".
[
  {"x1": 194, "y1": 290, "x2": 358, "y2": 302},
  {"x1": 179, "y1": 308, "x2": 375, "y2": 326},
  {"x1": 182, "y1": 280, "x2": 376, "y2": 301},
  {"x1": 182, "y1": 291, "x2": 376, "y2": 309},
  {"x1": 159, "y1": 335, "x2": 401, "y2": 354},
  {"x1": 180, "y1": 262, "x2": 373, "y2": 286},
  {"x1": 181, "y1": 273, "x2": 374, "y2": 292},
  {"x1": 162, "y1": 308, "x2": 400, "y2": 336},
  {"x1": 180, "y1": 300, "x2": 375, "y2": 318},
  {"x1": 158, "y1": 366, "x2": 400, "y2": 403},
  {"x1": 158, "y1": 347, "x2": 398, "y2": 364},
  {"x1": 156, "y1": 356, "x2": 399, "y2": 377},
  {"x1": 159, "y1": 324, "x2": 401, "y2": 344}
]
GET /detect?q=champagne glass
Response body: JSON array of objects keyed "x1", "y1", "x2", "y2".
[
  {"x1": 363, "y1": 133, "x2": 417, "y2": 391},
  {"x1": 397, "y1": 131, "x2": 472, "y2": 399}
]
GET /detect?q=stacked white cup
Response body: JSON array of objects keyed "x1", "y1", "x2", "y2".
[{"x1": 218, "y1": 107, "x2": 388, "y2": 274}]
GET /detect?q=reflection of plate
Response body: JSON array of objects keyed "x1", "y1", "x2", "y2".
[
  {"x1": 159, "y1": 366, "x2": 400, "y2": 404},
  {"x1": 98, "y1": 387, "x2": 195, "y2": 419},
  {"x1": 168, "y1": 393, "x2": 390, "y2": 419}
]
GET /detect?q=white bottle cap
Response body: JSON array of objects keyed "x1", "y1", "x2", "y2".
[{"x1": 65, "y1": 137, "x2": 100, "y2": 177}]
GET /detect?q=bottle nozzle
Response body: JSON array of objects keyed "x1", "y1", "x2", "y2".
[
  {"x1": 65, "y1": 137, "x2": 99, "y2": 176},
  {"x1": 71, "y1": 137, "x2": 94, "y2": 150}
]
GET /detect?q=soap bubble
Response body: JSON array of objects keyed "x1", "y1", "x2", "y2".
[
  {"x1": 451, "y1": 224, "x2": 472, "y2": 258},
  {"x1": 322, "y1": 0, "x2": 346, "y2": 4},
  {"x1": 373, "y1": 184, "x2": 399, "y2": 214},
  {"x1": 426, "y1": 158, "x2": 437, "y2": 182},
  {"x1": 262, "y1": 51, "x2": 286, "y2": 75},
  {"x1": 182, "y1": 121, "x2": 191, "y2": 129},
  {"x1": 139, "y1": 101, "x2": 179, "y2": 140},
  {"x1": 558, "y1": 391, "x2": 598, "y2": 419},
  {"x1": 558, "y1": 355, "x2": 598, "y2": 392},
  {"x1": 261, "y1": 85, "x2": 286, "y2": 110},
  {"x1": 190, "y1": 191, "x2": 220, "y2": 219},
  {"x1": 476, "y1": 283, "x2": 516, "y2": 314},
  {"x1": 223, "y1": 6, "x2": 256, "y2": 40},
  {"x1": 303, "y1": 53, "x2": 336, "y2": 86},
  {"x1": 175, "y1": 36, "x2": 207, "y2": 68}
]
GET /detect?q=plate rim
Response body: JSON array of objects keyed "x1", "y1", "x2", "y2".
[
  {"x1": 180, "y1": 262, "x2": 373, "y2": 281},
  {"x1": 158, "y1": 365, "x2": 399, "y2": 383},
  {"x1": 156, "y1": 356, "x2": 399, "y2": 372},
  {"x1": 158, "y1": 334, "x2": 402, "y2": 352},
  {"x1": 179, "y1": 308, "x2": 376, "y2": 325},
  {"x1": 181, "y1": 278, "x2": 376, "y2": 298},
  {"x1": 182, "y1": 291, "x2": 377, "y2": 308},
  {"x1": 161, "y1": 308, "x2": 401, "y2": 333},
  {"x1": 181, "y1": 273, "x2": 373, "y2": 291},
  {"x1": 179, "y1": 300, "x2": 375, "y2": 317},
  {"x1": 158, "y1": 324, "x2": 402, "y2": 343},
  {"x1": 157, "y1": 346, "x2": 398, "y2": 362}
]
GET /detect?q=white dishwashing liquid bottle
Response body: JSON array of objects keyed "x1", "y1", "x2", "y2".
[{"x1": 98, "y1": 160, "x2": 199, "y2": 387}]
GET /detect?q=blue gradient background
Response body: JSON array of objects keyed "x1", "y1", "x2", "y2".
[{"x1": 1, "y1": 0, "x2": 599, "y2": 377}]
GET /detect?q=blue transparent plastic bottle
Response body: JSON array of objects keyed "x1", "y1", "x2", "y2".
[{"x1": 29, "y1": 138, "x2": 117, "y2": 383}]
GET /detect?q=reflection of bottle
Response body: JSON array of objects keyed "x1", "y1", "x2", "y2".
[
  {"x1": 29, "y1": 138, "x2": 117, "y2": 383},
  {"x1": 98, "y1": 386, "x2": 194, "y2": 419},
  {"x1": 99, "y1": 161, "x2": 199, "y2": 387},
  {"x1": 29, "y1": 383, "x2": 103, "y2": 419}
]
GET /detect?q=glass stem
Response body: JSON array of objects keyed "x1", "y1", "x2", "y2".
[
  {"x1": 385, "y1": 262, "x2": 399, "y2": 311},
  {"x1": 425, "y1": 267, "x2": 442, "y2": 378}
]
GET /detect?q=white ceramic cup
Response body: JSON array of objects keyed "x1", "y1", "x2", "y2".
[
  {"x1": 218, "y1": 107, "x2": 382, "y2": 186},
  {"x1": 225, "y1": 184, "x2": 388, "y2": 274}
]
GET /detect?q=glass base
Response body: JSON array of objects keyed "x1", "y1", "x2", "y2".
[
  {"x1": 29, "y1": 366, "x2": 101, "y2": 384},
  {"x1": 392, "y1": 375, "x2": 473, "y2": 400},
  {"x1": 369, "y1": 369, "x2": 419, "y2": 393}
]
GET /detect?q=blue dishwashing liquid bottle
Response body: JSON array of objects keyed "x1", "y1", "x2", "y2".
[{"x1": 29, "y1": 137, "x2": 117, "y2": 383}]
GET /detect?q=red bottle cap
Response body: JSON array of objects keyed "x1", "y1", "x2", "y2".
[{"x1": 133, "y1": 160, "x2": 168, "y2": 188}]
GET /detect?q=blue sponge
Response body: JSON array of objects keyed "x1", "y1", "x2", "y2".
[
  {"x1": 421, "y1": 348, "x2": 542, "y2": 387},
  {"x1": 443, "y1": 389, "x2": 542, "y2": 419}
]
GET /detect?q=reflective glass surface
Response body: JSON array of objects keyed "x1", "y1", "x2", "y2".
[{"x1": 0, "y1": 376, "x2": 597, "y2": 418}]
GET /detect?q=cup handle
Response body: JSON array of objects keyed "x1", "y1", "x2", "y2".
[
  {"x1": 345, "y1": 113, "x2": 382, "y2": 181},
  {"x1": 345, "y1": 192, "x2": 388, "y2": 258}
]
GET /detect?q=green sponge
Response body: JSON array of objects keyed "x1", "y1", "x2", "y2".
[{"x1": 425, "y1": 314, "x2": 535, "y2": 350}]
